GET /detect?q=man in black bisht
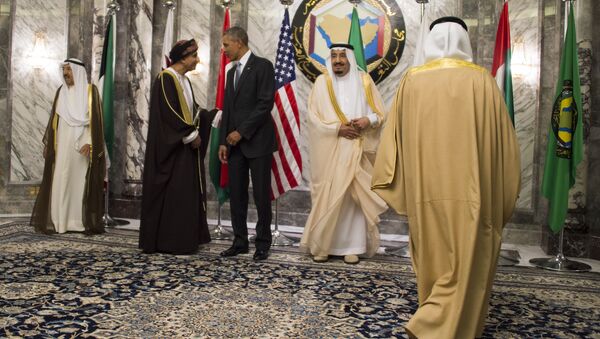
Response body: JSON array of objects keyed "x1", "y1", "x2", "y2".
[{"x1": 140, "y1": 39, "x2": 215, "y2": 254}]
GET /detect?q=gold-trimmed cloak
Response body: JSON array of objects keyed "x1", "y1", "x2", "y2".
[
  {"x1": 31, "y1": 84, "x2": 106, "y2": 234},
  {"x1": 372, "y1": 58, "x2": 521, "y2": 338},
  {"x1": 300, "y1": 72, "x2": 388, "y2": 258}
]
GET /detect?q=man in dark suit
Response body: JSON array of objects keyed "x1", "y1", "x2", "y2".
[{"x1": 218, "y1": 26, "x2": 276, "y2": 261}]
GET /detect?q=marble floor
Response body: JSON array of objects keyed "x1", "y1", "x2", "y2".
[{"x1": 4, "y1": 215, "x2": 600, "y2": 273}]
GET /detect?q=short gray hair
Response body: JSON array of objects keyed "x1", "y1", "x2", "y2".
[{"x1": 224, "y1": 26, "x2": 248, "y2": 46}]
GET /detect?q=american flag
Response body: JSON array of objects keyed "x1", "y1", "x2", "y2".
[{"x1": 270, "y1": 8, "x2": 302, "y2": 200}]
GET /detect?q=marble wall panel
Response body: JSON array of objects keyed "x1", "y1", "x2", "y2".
[
  {"x1": 180, "y1": 0, "x2": 211, "y2": 109},
  {"x1": 0, "y1": 1, "x2": 10, "y2": 89},
  {"x1": 10, "y1": 0, "x2": 68, "y2": 182},
  {"x1": 90, "y1": 0, "x2": 107, "y2": 85},
  {"x1": 566, "y1": 40, "x2": 591, "y2": 213},
  {"x1": 0, "y1": 0, "x2": 11, "y2": 203},
  {"x1": 588, "y1": 0, "x2": 600, "y2": 247},
  {"x1": 124, "y1": 0, "x2": 153, "y2": 186},
  {"x1": 510, "y1": 0, "x2": 541, "y2": 210}
]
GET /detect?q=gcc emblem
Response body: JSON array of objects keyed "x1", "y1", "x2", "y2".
[{"x1": 292, "y1": 0, "x2": 406, "y2": 84}]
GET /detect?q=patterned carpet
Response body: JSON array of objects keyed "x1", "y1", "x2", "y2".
[{"x1": 1, "y1": 220, "x2": 599, "y2": 338}]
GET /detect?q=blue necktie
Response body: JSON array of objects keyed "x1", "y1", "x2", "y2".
[{"x1": 234, "y1": 63, "x2": 242, "y2": 89}]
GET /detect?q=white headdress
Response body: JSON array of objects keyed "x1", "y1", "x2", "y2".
[
  {"x1": 325, "y1": 45, "x2": 369, "y2": 120},
  {"x1": 423, "y1": 19, "x2": 473, "y2": 62},
  {"x1": 57, "y1": 58, "x2": 89, "y2": 126},
  {"x1": 56, "y1": 58, "x2": 90, "y2": 149}
]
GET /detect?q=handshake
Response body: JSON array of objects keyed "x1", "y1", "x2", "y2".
[{"x1": 338, "y1": 117, "x2": 371, "y2": 140}]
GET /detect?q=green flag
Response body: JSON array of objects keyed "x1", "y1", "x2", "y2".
[
  {"x1": 541, "y1": 1, "x2": 583, "y2": 233},
  {"x1": 208, "y1": 8, "x2": 231, "y2": 206},
  {"x1": 99, "y1": 14, "x2": 115, "y2": 160},
  {"x1": 208, "y1": 123, "x2": 229, "y2": 205},
  {"x1": 348, "y1": 7, "x2": 367, "y2": 72}
]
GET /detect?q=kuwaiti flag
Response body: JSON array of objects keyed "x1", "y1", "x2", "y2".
[
  {"x1": 491, "y1": 1, "x2": 515, "y2": 125},
  {"x1": 208, "y1": 7, "x2": 232, "y2": 205},
  {"x1": 161, "y1": 7, "x2": 175, "y2": 69},
  {"x1": 270, "y1": 8, "x2": 302, "y2": 199},
  {"x1": 98, "y1": 13, "x2": 116, "y2": 166}
]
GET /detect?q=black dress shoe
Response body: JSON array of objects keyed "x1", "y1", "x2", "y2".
[
  {"x1": 253, "y1": 250, "x2": 269, "y2": 261},
  {"x1": 220, "y1": 246, "x2": 249, "y2": 257}
]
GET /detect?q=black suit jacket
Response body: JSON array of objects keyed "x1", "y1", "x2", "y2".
[{"x1": 220, "y1": 53, "x2": 278, "y2": 158}]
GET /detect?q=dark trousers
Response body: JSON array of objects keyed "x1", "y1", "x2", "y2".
[{"x1": 228, "y1": 146, "x2": 272, "y2": 251}]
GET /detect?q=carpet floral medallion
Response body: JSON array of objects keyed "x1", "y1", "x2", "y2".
[{"x1": 1, "y1": 221, "x2": 599, "y2": 338}]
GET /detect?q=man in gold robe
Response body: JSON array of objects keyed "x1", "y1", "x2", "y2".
[
  {"x1": 31, "y1": 59, "x2": 106, "y2": 234},
  {"x1": 300, "y1": 44, "x2": 388, "y2": 264},
  {"x1": 371, "y1": 17, "x2": 521, "y2": 338}
]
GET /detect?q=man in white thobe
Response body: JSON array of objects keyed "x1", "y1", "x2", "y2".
[
  {"x1": 300, "y1": 44, "x2": 388, "y2": 264},
  {"x1": 31, "y1": 59, "x2": 106, "y2": 234}
]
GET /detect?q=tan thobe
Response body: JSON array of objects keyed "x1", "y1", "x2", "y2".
[
  {"x1": 301, "y1": 73, "x2": 388, "y2": 258},
  {"x1": 371, "y1": 58, "x2": 521, "y2": 338}
]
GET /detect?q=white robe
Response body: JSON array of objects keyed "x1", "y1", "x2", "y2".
[
  {"x1": 301, "y1": 71, "x2": 387, "y2": 258},
  {"x1": 50, "y1": 117, "x2": 91, "y2": 233},
  {"x1": 328, "y1": 186, "x2": 368, "y2": 255},
  {"x1": 329, "y1": 75, "x2": 374, "y2": 255}
]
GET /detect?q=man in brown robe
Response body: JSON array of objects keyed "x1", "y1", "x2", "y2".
[
  {"x1": 371, "y1": 17, "x2": 521, "y2": 338},
  {"x1": 31, "y1": 58, "x2": 106, "y2": 235},
  {"x1": 139, "y1": 39, "x2": 215, "y2": 254}
]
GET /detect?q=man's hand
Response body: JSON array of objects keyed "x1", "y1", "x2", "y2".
[
  {"x1": 218, "y1": 145, "x2": 228, "y2": 164},
  {"x1": 226, "y1": 131, "x2": 242, "y2": 146},
  {"x1": 338, "y1": 123, "x2": 361, "y2": 140},
  {"x1": 350, "y1": 117, "x2": 371, "y2": 131},
  {"x1": 190, "y1": 135, "x2": 201, "y2": 149},
  {"x1": 79, "y1": 144, "x2": 91, "y2": 157}
]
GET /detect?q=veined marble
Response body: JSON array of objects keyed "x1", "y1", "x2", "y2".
[
  {"x1": 91, "y1": 0, "x2": 107, "y2": 86},
  {"x1": 567, "y1": 41, "x2": 592, "y2": 210},
  {"x1": 180, "y1": 0, "x2": 211, "y2": 109},
  {"x1": 510, "y1": 0, "x2": 540, "y2": 210},
  {"x1": 125, "y1": 0, "x2": 153, "y2": 184},
  {"x1": 10, "y1": 0, "x2": 68, "y2": 182}
]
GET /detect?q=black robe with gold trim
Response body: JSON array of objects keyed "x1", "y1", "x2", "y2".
[
  {"x1": 139, "y1": 70, "x2": 215, "y2": 254},
  {"x1": 31, "y1": 84, "x2": 106, "y2": 234}
]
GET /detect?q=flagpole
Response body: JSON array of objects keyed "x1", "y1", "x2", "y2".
[
  {"x1": 416, "y1": 0, "x2": 428, "y2": 23},
  {"x1": 208, "y1": 0, "x2": 235, "y2": 241},
  {"x1": 101, "y1": 0, "x2": 129, "y2": 228},
  {"x1": 211, "y1": 203, "x2": 233, "y2": 240},
  {"x1": 488, "y1": 0, "x2": 519, "y2": 265},
  {"x1": 271, "y1": 199, "x2": 298, "y2": 246},
  {"x1": 529, "y1": 0, "x2": 589, "y2": 272},
  {"x1": 262, "y1": 0, "x2": 299, "y2": 247},
  {"x1": 530, "y1": 228, "x2": 590, "y2": 271}
]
